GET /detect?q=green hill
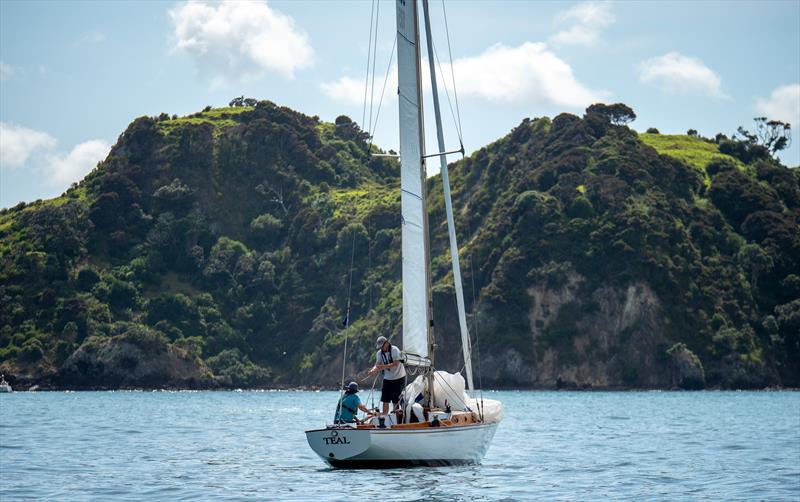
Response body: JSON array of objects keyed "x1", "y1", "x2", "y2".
[{"x1": 1, "y1": 101, "x2": 798, "y2": 390}]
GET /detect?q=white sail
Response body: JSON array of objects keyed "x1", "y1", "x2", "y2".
[{"x1": 396, "y1": 0, "x2": 429, "y2": 362}]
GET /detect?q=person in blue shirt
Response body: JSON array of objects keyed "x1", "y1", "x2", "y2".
[{"x1": 334, "y1": 382, "x2": 372, "y2": 424}]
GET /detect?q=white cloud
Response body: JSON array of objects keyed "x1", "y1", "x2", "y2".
[
  {"x1": 321, "y1": 65, "x2": 401, "y2": 107},
  {"x1": 639, "y1": 52, "x2": 725, "y2": 97},
  {"x1": 321, "y1": 42, "x2": 604, "y2": 110},
  {"x1": 46, "y1": 140, "x2": 111, "y2": 185},
  {"x1": 169, "y1": 0, "x2": 314, "y2": 84},
  {"x1": 755, "y1": 84, "x2": 800, "y2": 126},
  {"x1": 551, "y1": 1, "x2": 615, "y2": 46},
  {"x1": 0, "y1": 122, "x2": 109, "y2": 188},
  {"x1": 0, "y1": 62, "x2": 15, "y2": 81},
  {"x1": 0, "y1": 122, "x2": 57, "y2": 169},
  {"x1": 321, "y1": 76, "x2": 371, "y2": 106},
  {"x1": 448, "y1": 42, "x2": 605, "y2": 107}
]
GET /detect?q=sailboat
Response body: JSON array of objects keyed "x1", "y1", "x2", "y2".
[
  {"x1": 0, "y1": 374, "x2": 11, "y2": 393},
  {"x1": 305, "y1": 0, "x2": 501, "y2": 468}
]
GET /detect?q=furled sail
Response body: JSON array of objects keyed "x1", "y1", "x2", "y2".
[{"x1": 396, "y1": 0, "x2": 429, "y2": 363}]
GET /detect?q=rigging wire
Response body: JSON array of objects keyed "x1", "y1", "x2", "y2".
[
  {"x1": 367, "y1": 0, "x2": 381, "y2": 134},
  {"x1": 431, "y1": 40, "x2": 463, "y2": 148},
  {"x1": 367, "y1": 34, "x2": 398, "y2": 153},
  {"x1": 335, "y1": 229, "x2": 359, "y2": 423},
  {"x1": 469, "y1": 253, "x2": 484, "y2": 421},
  {"x1": 440, "y1": 0, "x2": 464, "y2": 143},
  {"x1": 367, "y1": 373, "x2": 379, "y2": 410},
  {"x1": 361, "y1": 0, "x2": 377, "y2": 132}
]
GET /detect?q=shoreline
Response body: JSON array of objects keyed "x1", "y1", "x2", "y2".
[{"x1": 2, "y1": 384, "x2": 797, "y2": 393}]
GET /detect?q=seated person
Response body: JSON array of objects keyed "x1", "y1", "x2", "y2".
[{"x1": 334, "y1": 382, "x2": 372, "y2": 424}]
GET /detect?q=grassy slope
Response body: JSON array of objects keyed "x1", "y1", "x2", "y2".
[
  {"x1": 157, "y1": 106, "x2": 252, "y2": 136},
  {"x1": 639, "y1": 133, "x2": 744, "y2": 185}
]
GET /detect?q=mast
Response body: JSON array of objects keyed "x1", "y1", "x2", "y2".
[
  {"x1": 417, "y1": 1, "x2": 437, "y2": 405},
  {"x1": 421, "y1": 0, "x2": 474, "y2": 391},
  {"x1": 396, "y1": 0, "x2": 435, "y2": 405}
]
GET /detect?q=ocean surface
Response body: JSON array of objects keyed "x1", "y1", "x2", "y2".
[{"x1": 1, "y1": 390, "x2": 798, "y2": 501}]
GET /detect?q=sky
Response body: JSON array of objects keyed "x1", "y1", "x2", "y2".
[{"x1": 1, "y1": 0, "x2": 798, "y2": 207}]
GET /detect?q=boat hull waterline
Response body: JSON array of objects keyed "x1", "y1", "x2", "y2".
[{"x1": 305, "y1": 422, "x2": 498, "y2": 468}]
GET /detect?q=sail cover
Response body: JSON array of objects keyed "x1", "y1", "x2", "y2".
[{"x1": 396, "y1": 0, "x2": 429, "y2": 361}]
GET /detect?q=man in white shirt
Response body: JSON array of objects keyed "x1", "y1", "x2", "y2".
[{"x1": 368, "y1": 336, "x2": 406, "y2": 418}]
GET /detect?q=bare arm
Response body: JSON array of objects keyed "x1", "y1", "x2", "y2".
[
  {"x1": 375, "y1": 360, "x2": 400, "y2": 370},
  {"x1": 368, "y1": 360, "x2": 400, "y2": 375}
]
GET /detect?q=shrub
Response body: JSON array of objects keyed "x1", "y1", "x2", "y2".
[
  {"x1": 21, "y1": 338, "x2": 44, "y2": 361},
  {"x1": 705, "y1": 157, "x2": 738, "y2": 178},
  {"x1": 249, "y1": 214, "x2": 283, "y2": 243},
  {"x1": 75, "y1": 268, "x2": 101, "y2": 291},
  {"x1": 207, "y1": 349, "x2": 271, "y2": 387},
  {"x1": 567, "y1": 195, "x2": 595, "y2": 219}
]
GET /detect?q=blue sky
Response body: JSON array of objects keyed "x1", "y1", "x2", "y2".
[{"x1": 1, "y1": 0, "x2": 798, "y2": 207}]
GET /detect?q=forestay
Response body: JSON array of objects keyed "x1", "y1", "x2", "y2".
[{"x1": 396, "y1": 0, "x2": 430, "y2": 363}]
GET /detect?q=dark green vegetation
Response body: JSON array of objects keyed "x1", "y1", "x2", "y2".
[{"x1": 1, "y1": 101, "x2": 798, "y2": 390}]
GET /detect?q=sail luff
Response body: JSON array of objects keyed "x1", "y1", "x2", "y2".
[
  {"x1": 396, "y1": 0, "x2": 430, "y2": 364},
  {"x1": 420, "y1": 0, "x2": 474, "y2": 391}
]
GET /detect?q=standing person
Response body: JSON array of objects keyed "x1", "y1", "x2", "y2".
[
  {"x1": 368, "y1": 336, "x2": 406, "y2": 419},
  {"x1": 334, "y1": 382, "x2": 372, "y2": 424}
]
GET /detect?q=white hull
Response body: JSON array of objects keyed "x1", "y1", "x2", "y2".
[{"x1": 305, "y1": 422, "x2": 498, "y2": 468}]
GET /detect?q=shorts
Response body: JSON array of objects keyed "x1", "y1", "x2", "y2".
[{"x1": 380, "y1": 376, "x2": 406, "y2": 404}]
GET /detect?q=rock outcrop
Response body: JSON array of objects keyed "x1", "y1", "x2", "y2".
[
  {"x1": 480, "y1": 273, "x2": 672, "y2": 389},
  {"x1": 667, "y1": 342, "x2": 705, "y2": 389},
  {"x1": 60, "y1": 331, "x2": 216, "y2": 389}
]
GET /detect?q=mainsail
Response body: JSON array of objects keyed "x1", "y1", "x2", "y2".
[{"x1": 396, "y1": 0, "x2": 430, "y2": 363}]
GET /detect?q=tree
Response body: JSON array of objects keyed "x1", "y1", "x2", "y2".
[
  {"x1": 334, "y1": 115, "x2": 370, "y2": 143},
  {"x1": 718, "y1": 137, "x2": 769, "y2": 164},
  {"x1": 753, "y1": 117, "x2": 791, "y2": 154},
  {"x1": 727, "y1": 117, "x2": 792, "y2": 161},
  {"x1": 585, "y1": 103, "x2": 636, "y2": 126},
  {"x1": 708, "y1": 169, "x2": 782, "y2": 228},
  {"x1": 89, "y1": 192, "x2": 121, "y2": 229},
  {"x1": 737, "y1": 243, "x2": 773, "y2": 290},
  {"x1": 687, "y1": 129, "x2": 698, "y2": 137}
]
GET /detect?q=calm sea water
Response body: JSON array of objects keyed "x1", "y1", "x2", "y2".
[{"x1": 1, "y1": 390, "x2": 798, "y2": 501}]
